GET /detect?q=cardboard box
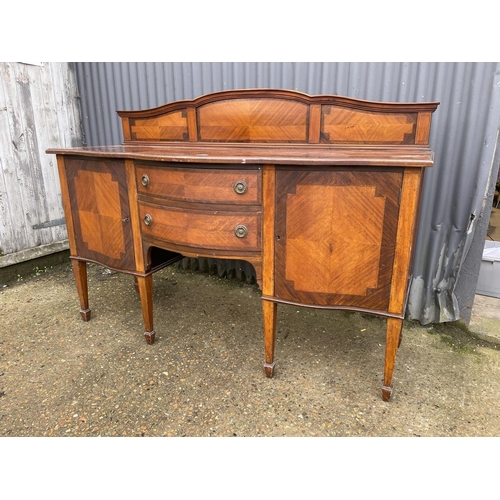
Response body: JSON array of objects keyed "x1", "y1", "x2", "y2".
[{"x1": 476, "y1": 241, "x2": 500, "y2": 298}]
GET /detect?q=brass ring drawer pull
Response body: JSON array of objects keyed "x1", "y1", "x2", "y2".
[
  {"x1": 141, "y1": 174, "x2": 150, "y2": 187},
  {"x1": 233, "y1": 180, "x2": 248, "y2": 195},
  {"x1": 143, "y1": 214, "x2": 153, "y2": 226},
  {"x1": 234, "y1": 224, "x2": 248, "y2": 238}
]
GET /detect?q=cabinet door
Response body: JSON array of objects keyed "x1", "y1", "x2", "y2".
[
  {"x1": 274, "y1": 168, "x2": 403, "y2": 312},
  {"x1": 64, "y1": 157, "x2": 136, "y2": 271}
]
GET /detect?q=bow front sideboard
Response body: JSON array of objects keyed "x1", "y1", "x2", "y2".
[{"x1": 47, "y1": 89, "x2": 439, "y2": 401}]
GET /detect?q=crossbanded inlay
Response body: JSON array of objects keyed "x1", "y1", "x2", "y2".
[{"x1": 285, "y1": 184, "x2": 386, "y2": 295}]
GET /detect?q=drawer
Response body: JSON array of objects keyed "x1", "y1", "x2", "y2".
[
  {"x1": 138, "y1": 202, "x2": 261, "y2": 251},
  {"x1": 136, "y1": 164, "x2": 261, "y2": 204}
]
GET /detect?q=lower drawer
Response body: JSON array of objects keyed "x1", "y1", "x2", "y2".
[{"x1": 138, "y1": 202, "x2": 261, "y2": 252}]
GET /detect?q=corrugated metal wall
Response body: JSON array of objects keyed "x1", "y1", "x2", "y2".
[
  {"x1": 74, "y1": 62, "x2": 500, "y2": 324},
  {"x1": 0, "y1": 62, "x2": 82, "y2": 267}
]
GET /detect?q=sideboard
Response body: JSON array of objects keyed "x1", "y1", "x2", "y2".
[{"x1": 47, "y1": 88, "x2": 439, "y2": 401}]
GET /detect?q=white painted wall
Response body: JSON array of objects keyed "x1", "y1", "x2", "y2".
[{"x1": 0, "y1": 62, "x2": 83, "y2": 267}]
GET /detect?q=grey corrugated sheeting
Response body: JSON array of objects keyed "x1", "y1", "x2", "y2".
[{"x1": 74, "y1": 62, "x2": 500, "y2": 325}]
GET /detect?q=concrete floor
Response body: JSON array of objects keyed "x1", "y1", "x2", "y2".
[{"x1": 1, "y1": 255, "x2": 500, "y2": 438}]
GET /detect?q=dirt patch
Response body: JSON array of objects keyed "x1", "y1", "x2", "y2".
[{"x1": 1, "y1": 257, "x2": 500, "y2": 436}]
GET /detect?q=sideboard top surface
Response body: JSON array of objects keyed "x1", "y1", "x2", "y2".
[{"x1": 46, "y1": 143, "x2": 435, "y2": 167}]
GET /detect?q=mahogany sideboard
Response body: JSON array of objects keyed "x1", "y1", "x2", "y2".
[{"x1": 47, "y1": 89, "x2": 439, "y2": 401}]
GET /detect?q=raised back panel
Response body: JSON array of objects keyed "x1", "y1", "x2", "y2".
[
  {"x1": 129, "y1": 110, "x2": 188, "y2": 141},
  {"x1": 321, "y1": 106, "x2": 417, "y2": 144},
  {"x1": 118, "y1": 89, "x2": 439, "y2": 146},
  {"x1": 197, "y1": 99, "x2": 308, "y2": 142}
]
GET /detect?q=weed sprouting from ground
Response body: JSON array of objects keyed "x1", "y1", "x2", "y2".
[{"x1": 421, "y1": 320, "x2": 500, "y2": 355}]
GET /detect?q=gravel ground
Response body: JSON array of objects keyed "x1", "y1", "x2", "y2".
[{"x1": 1, "y1": 257, "x2": 500, "y2": 438}]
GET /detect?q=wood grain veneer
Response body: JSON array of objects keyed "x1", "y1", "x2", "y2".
[
  {"x1": 138, "y1": 202, "x2": 262, "y2": 252},
  {"x1": 47, "y1": 89, "x2": 440, "y2": 401},
  {"x1": 274, "y1": 168, "x2": 402, "y2": 312},
  {"x1": 64, "y1": 157, "x2": 136, "y2": 271},
  {"x1": 136, "y1": 163, "x2": 261, "y2": 205}
]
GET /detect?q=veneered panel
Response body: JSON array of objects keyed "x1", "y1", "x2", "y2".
[
  {"x1": 136, "y1": 163, "x2": 261, "y2": 204},
  {"x1": 321, "y1": 106, "x2": 417, "y2": 144},
  {"x1": 275, "y1": 168, "x2": 403, "y2": 311},
  {"x1": 73, "y1": 170, "x2": 96, "y2": 212},
  {"x1": 129, "y1": 110, "x2": 188, "y2": 141},
  {"x1": 94, "y1": 172, "x2": 123, "y2": 218},
  {"x1": 66, "y1": 157, "x2": 136, "y2": 271},
  {"x1": 284, "y1": 185, "x2": 385, "y2": 295},
  {"x1": 139, "y1": 202, "x2": 261, "y2": 252},
  {"x1": 198, "y1": 99, "x2": 309, "y2": 142},
  {"x1": 73, "y1": 169, "x2": 126, "y2": 260},
  {"x1": 78, "y1": 210, "x2": 102, "y2": 253},
  {"x1": 100, "y1": 216, "x2": 126, "y2": 260}
]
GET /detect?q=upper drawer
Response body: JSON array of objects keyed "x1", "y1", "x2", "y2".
[{"x1": 136, "y1": 163, "x2": 261, "y2": 205}]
